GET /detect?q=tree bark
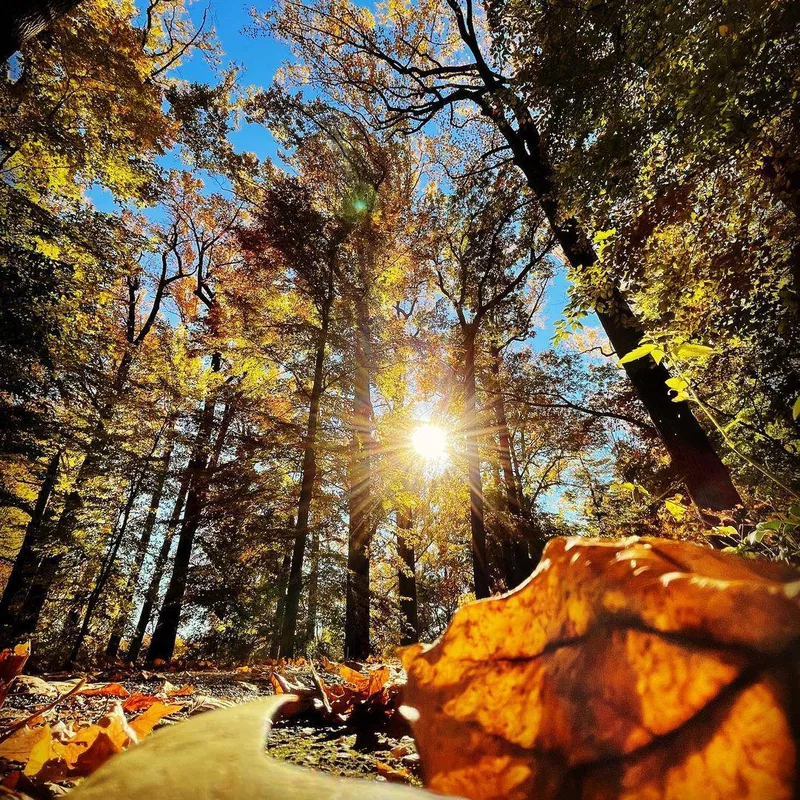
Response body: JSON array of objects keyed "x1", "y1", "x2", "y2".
[
  {"x1": 125, "y1": 461, "x2": 191, "y2": 663},
  {"x1": 0, "y1": 0, "x2": 81, "y2": 63},
  {"x1": 463, "y1": 329, "x2": 490, "y2": 599},
  {"x1": 490, "y1": 348, "x2": 533, "y2": 588},
  {"x1": 396, "y1": 508, "x2": 419, "y2": 646},
  {"x1": 345, "y1": 291, "x2": 376, "y2": 661},
  {"x1": 64, "y1": 472, "x2": 143, "y2": 666},
  {"x1": 303, "y1": 528, "x2": 320, "y2": 650},
  {"x1": 0, "y1": 449, "x2": 61, "y2": 648},
  {"x1": 485, "y1": 100, "x2": 743, "y2": 515},
  {"x1": 279, "y1": 311, "x2": 329, "y2": 658},
  {"x1": 269, "y1": 537, "x2": 292, "y2": 660},
  {"x1": 146, "y1": 355, "x2": 226, "y2": 663},
  {"x1": 106, "y1": 427, "x2": 176, "y2": 660}
]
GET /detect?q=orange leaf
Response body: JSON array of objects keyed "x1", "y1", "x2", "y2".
[
  {"x1": 80, "y1": 683, "x2": 130, "y2": 698},
  {"x1": 0, "y1": 641, "x2": 31, "y2": 707},
  {"x1": 0, "y1": 724, "x2": 50, "y2": 763},
  {"x1": 338, "y1": 664, "x2": 370, "y2": 691},
  {"x1": 366, "y1": 666, "x2": 391, "y2": 696},
  {"x1": 376, "y1": 760, "x2": 411, "y2": 783},
  {"x1": 128, "y1": 702, "x2": 182, "y2": 738},
  {"x1": 402, "y1": 536, "x2": 800, "y2": 800},
  {"x1": 167, "y1": 684, "x2": 195, "y2": 697},
  {"x1": 122, "y1": 693, "x2": 161, "y2": 713}
]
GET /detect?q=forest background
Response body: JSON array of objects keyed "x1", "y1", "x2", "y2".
[{"x1": 0, "y1": 0, "x2": 798, "y2": 668}]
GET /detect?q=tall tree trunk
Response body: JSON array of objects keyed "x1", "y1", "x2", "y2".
[
  {"x1": 490, "y1": 348, "x2": 533, "y2": 588},
  {"x1": 0, "y1": 0, "x2": 81, "y2": 63},
  {"x1": 0, "y1": 449, "x2": 61, "y2": 648},
  {"x1": 106, "y1": 426, "x2": 176, "y2": 660},
  {"x1": 147, "y1": 377, "x2": 232, "y2": 663},
  {"x1": 491, "y1": 102, "x2": 742, "y2": 515},
  {"x1": 396, "y1": 508, "x2": 419, "y2": 646},
  {"x1": 345, "y1": 292, "x2": 376, "y2": 661},
  {"x1": 269, "y1": 537, "x2": 292, "y2": 660},
  {"x1": 303, "y1": 528, "x2": 320, "y2": 650},
  {"x1": 64, "y1": 471, "x2": 143, "y2": 666},
  {"x1": 19, "y1": 351, "x2": 138, "y2": 634},
  {"x1": 463, "y1": 328, "x2": 490, "y2": 599},
  {"x1": 125, "y1": 462, "x2": 191, "y2": 663},
  {"x1": 279, "y1": 313, "x2": 328, "y2": 658}
]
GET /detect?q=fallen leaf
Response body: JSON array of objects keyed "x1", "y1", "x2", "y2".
[
  {"x1": 79, "y1": 683, "x2": 130, "y2": 699},
  {"x1": 402, "y1": 536, "x2": 800, "y2": 800},
  {"x1": 338, "y1": 664, "x2": 370, "y2": 692},
  {"x1": 121, "y1": 694, "x2": 162, "y2": 713},
  {"x1": 0, "y1": 643, "x2": 30, "y2": 708},
  {"x1": 70, "y1": 698, "x2": 441, "y2": 799},
  {"x1": 9, "y1": 675, "x2": 58, "y2": 698},
  {"x1": 166, "y1": 684, "x2": 194, "y2": 698},
  {"x1": 0, "y1": 724, "x2": 50, "y2": 763},
  {"x1": 376, "y1": 761, "x2": 412, "y2": 783},
  {"x1": 128, "y1": 702, "x2": 182, "y2": 738},
  {"x1": 187, "y1": 695, "x2": 234, "y2": 715}
]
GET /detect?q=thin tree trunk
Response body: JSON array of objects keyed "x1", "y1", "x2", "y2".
[
  {"x1": 396, "y1": 508, "x2": 419, "y2": 646},
  {"x1": 279, "y1": 312, "x2": 328, "y2": 658},
  {"x1": 463, "y1": 329, "x2": 490, "y2": 599},
  {"x1": 490, "y1": 348, "x2": 533, "y2": 588},
  {"x1": 125, "y1": 462, "x2": 191, "y2": 663},
  {"x1": 106, "y1": 426, "x2": 176, "y2": 660},
  {"x1": 302, "y1": 528, "x2": 320, "y2": 650},
  {"x1": 269, "y1": 537, "x2": 292, "y2": 660},
  {"x1": 492, "y1": 102, "x2": 742, "y2": 515},
  {"x1": 345, "y1": 292, "x2": 376, "y2": 661},
  {"x1": 147, "y1": 365, "x2": 231, "y2": 663},
  {"x1": 0, "y1": 0, "x2": 81, "y2": 63},
  {"x1": 0, "y1": 449, "x2": 61, "y2": 648},
  {"x1": 64, "y1": 471, "x2": 143, "y2": 666}
]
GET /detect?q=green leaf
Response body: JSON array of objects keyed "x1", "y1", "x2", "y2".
[
  {"x1": 713, "y1": 525, "x2": 738, "y2": 537},
  {"x1": 664, "y1": 499, "x2": 687, "y2": 521},
  {"x1": 676, "y1": 343, "x2": 716, "y2": 360},
  {"x1": 665, "y1": 377, "x2": 689, "y2": 391},
  {"x1": 619, "y1": 344, "x2": 656, "y2": 365},
  {"x1": 593, "y1": 228, "x2": 616, "y2": 243},
  {"x1": 671, "y1": 391, "x2": 690, "y2": 403},
  {"x1": 651, "y1": 348, "x2": 665, "y2": 364},
  {"x1": 792, "y1": 395, "x2": 800, "y2": 420}
]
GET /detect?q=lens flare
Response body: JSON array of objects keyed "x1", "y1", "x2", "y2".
[{"x1": 411, "y1": 424, "x2": 447, "y2": 461}]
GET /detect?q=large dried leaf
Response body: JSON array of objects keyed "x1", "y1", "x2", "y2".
[
  {"x1": 71, "y1": 697, "x2": 444, "y2": 799},
  {"x1": 402, "y1": 536, "x2": 800, "y2": 799}
]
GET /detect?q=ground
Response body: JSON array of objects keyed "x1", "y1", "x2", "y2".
[{"x1": 0, "y1": 665, "x2": 421, "y2": 797}]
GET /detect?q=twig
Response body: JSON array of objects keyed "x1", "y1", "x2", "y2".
[{"x1": 0, "y1": 677, "x2": 86, "y2": 742}]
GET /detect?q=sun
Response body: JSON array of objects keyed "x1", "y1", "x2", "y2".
[{"x1": 411, "y1": 424, "x2": 448, "y2": 461}]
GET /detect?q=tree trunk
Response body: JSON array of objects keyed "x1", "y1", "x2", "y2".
[
  {"x1": 125, "y1": 462, "x2": 191, "y2": 663},
  {"x1": 146, "y1": 355, "x2": 225, "y2": 663},
  {"x1": 396, "y1": 508, "x2": 419, "y2": 646},
  {"x1": 0, "y1": 0, "x2": 81, "y2": 63},
  {"x1": 269, "y1": 537, "x2": 292, "y2": 660},
  {"x1": 279, "y1": 314, "x2": 328, "y2": 658},
  {"x1": 490, "y1": 348, "x2": 533, "y2": 588},
  {"x1": 106, "y1": 428, "x2": 176, "y2": 660},
  {"x1": 303, "y1": 528, "x2": 320, "y2": 650},
  {"x1": 463, "y1": 329, "x2": 490, "y2": 599},
  {"x1": 345, "y1": 292, "x2": 376, "y2": 661},
  {"x1": 0, "y1": 449, "x2": 61, "y2": 648},
  {"x1": 65, "y1": 472, "x2": 142, "y2": 666},
  {"x1": 493, "y1": 103, "x2": 742, "y2": 515}
]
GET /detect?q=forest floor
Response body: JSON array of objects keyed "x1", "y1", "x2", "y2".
[{"x1": 0, "y1": 664, "x2": 421, "y2": 797}]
